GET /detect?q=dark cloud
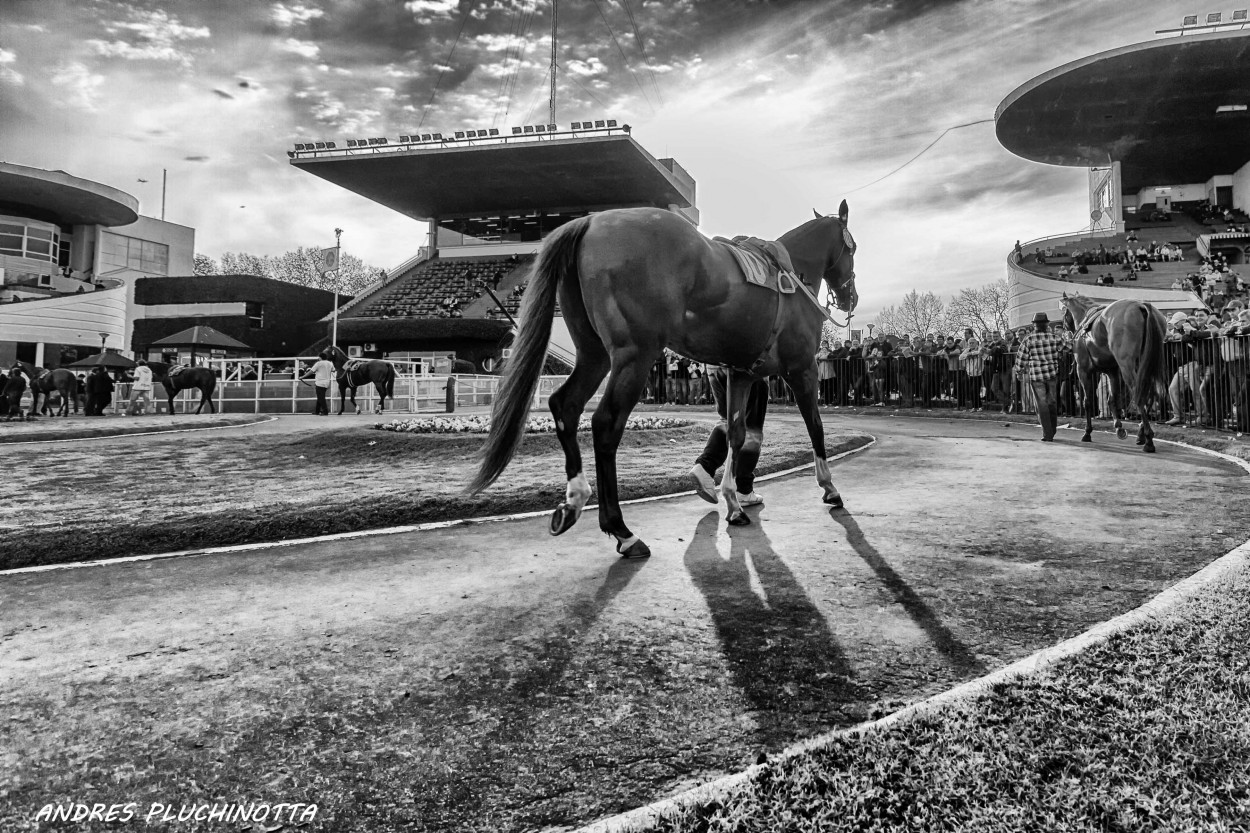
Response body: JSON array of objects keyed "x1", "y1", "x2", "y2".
[
  {"x1": 212, "y1": 88, "x2": 235, "y2": 99},
  {"x1": 184, "y1": 155, "x2": 210, "y2": 162}
]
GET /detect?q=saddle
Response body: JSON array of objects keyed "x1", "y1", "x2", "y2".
[
  {"x1": 342, "y1": 358, "x2": 368, "y2": 374},
  {"x1": 167, "y1": 364, "x2": 189, "y2": 379},
  {"x1": 713, "y1": 236, "x2": 802, "y2": 294}
]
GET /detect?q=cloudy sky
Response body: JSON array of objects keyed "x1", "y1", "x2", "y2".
[{"x1": 0, "y1": 0, "x2": 1187, "y2": 320}]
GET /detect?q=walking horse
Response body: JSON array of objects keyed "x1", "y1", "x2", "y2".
[
  {"x1": 470, "y1": 204, "x2": 859, "y2": 558},
  {"x1": 148, "y1": 363, "x2": 218, "y2": 414},
  {"x1": 15, "y1": 363, "x2": 79, "y2": 417},
  {"x1": 327, "y1": 346, "x2": 397, "y2": 414},
  {"x1": 1059, "y1": 293, "x2": 1169, "y2": 453}
]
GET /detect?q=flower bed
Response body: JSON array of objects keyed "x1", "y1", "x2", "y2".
[{"x1": 374, "y1": 414, "x2": 693, "y2": 434}]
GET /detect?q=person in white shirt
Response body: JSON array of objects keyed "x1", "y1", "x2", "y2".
[
  {"x1": 127, "y1": 360, "x2": 154, "y2": 415},
  {"x1": 302, "y1": 351, "x2": 336, "y2": 415}
]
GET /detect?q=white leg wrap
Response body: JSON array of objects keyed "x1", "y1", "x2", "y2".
[
  {"x1": 565, "y1": 472, "x2": 591, "y2": 512},
  {"x1": 814, "y1": 454, "x2": 832, "y2": 486},
  {"x1": 616, "y1": 534, "x2": 640, "y2": 552}
]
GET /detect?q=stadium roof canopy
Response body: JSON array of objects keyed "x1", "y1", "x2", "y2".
[
  {"x1": 995, "y1": 30, "x2": 1250, "y2": 193},
  {"x1": 290, "y1": 134, "x2": 693, "y2": 220},
  {"x1": 0, "y1": 162, "x2": 139, "y2": 226}
]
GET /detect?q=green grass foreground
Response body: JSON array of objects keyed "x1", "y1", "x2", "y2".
[{"x1": 645, "y1": 565, "x2": 1250, "y2": 832}]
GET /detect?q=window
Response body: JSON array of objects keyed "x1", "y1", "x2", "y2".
[
  {"x1": 246, "y1": 301, "x2": 264, "y2": 328},
  {"x1": 99, "y1": 232, "x2": 169, "y2": 275}
]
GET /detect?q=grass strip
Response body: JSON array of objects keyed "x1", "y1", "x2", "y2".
[{"x1": 638, "y1": 564, "x2": 1250, "y2": 832}]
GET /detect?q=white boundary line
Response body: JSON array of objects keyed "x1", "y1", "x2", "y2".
[
  {"x1": 0, "y1": 437, "x2": 876, "y2": 576},
  {"x1": 0, "y1": 416, "x2": 278, "y2": 446},
  {"x1": 574, "y1": 438, "x2": 1250, "y2": 833}
]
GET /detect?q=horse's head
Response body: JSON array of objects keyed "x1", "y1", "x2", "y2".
[{"x1": 812, "y1": 200, "x2": 857, "y2": 314}]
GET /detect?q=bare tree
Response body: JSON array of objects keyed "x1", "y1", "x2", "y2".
[
  {"x1": 945, "y1": 280, "x2": 1010, "y2": 336},
  {"x1": 193, "y1": 253, "x2": 218, "y2": 276},
  {"x1": 894, "y1": 290, "x2": 947, "y2": 337},
  {"x1": 206, "y1": 246, "x2": 381, "y2": 295},
  {"x1": 873, "y1": 304, "x2": 906, "y2": 336}
]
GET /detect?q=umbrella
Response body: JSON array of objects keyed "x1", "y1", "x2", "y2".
[{"x1": 66, "y1": 352, "x2": 138, "y2": 370}]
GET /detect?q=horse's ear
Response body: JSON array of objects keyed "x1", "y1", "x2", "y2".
[
  {"x1": 813, "y1": 208, "x2": 822, "y2": 219},
  {"x1": 838, "y1": 200, "x2": 849, "y2": 224}
]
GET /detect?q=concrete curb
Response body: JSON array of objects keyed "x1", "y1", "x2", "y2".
[
  {"x1": 573, "y1": 438, "x2": 1250, "y2": 833},
  {"x1": 0, "y1": 415, "x2": 278, "y2": 445},
  {"x1": 0, "y1": 437, "x2": 876, "y2": 576}
]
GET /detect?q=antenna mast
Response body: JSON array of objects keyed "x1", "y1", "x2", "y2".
[{"x1": 548, "y1": 0, "x2": 557, "y2": 124}]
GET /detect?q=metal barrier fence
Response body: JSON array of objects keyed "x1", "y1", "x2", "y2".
[{"x1": 92, "y1": 374, "x2": 596, "y2": 416}]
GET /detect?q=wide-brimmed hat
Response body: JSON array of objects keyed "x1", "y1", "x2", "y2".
[{"x1": 1032, "y1": 312, "x2": 1050, "y2": 324}]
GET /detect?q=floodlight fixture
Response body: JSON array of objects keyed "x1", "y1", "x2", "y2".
[
  {"x1": 325, "y1": 141, "x2": 336, "y2": 149},
  {"x1": 606, "y1": 119, "x2": 617, "y2": 127},
  {"x1": 535, "y1": 124, "x2": 546, "y2": 133},
  {"x1": 1208, "y1": 12, "x2": 1222, "y2": 22},
  {"x1": 315, "y1": 141, "x2": 326, "y2": 149},
  {"x1": 1235, "y1": 9, "x2": 1247, "y2": 20},
  {"x1": 489, "y1": 128, "x2": 499, "y2": 136},
  {"x1": 1217, "y1": 104, "x2": 1248, "y2": 112},
  {"x1": 570, "y1": 121, "x2": 581, "y2": 129},
  {"x1": 432, "y1": 133, "x2": 443, "y2": 140},
  {"x1": 594, "y1": 120, "x2": 606, "y2": 128},
  {"x1": 523, "y1": 125, "x2": 534, "y2": 133},
  {"x1": 293, "y1": 143, "x2": 305, "y2": 151},
  {"x1": 455, "y1": 131, "x2": 466, "y2": 139},
  {"x1": 547, "y1": 123, "x2": 557, "y2": 132},
  {"x1": 512, "y1": 126, "x2": 523, "y2": 134},
  {"x1": 287, "y1": 151, "x2": 296, "y2": 158},
  {"x1": 376, "y1": 137, "x2": 388, "y2": 145},
  {"x1": 421, "y1": 133, "x2": 433, "y2": 141},
  {"x1": 1183, "y1": 14, "x2": 1199, "y2": 25},
  {"x1": 399, "y1": 134, "x2": 411, "y2": 142}
]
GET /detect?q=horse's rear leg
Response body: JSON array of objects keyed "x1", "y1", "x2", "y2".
[
  {"x1": 719, "y1": 370, "x2": 761, "y2": 525},
  {"x1": 1079, "y1": 370, "x2": 1096, "y2": 442},
  {"x1": 787, "y1": 366, "x2": 842, "y2": 508},
  {"x1": 591, "y1": 352, "x2": 654, "y2": 558},
  {"x1": 547, "y1": 347, "x2": 610, "y2": 536},
  {"x1": 1110, "y1": 373, "x2": 1128, "y2": 440}
]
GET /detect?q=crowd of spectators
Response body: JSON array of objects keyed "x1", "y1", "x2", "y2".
[{"x1": 639, "y1": 315, "x2": 1250, "y2": 434}]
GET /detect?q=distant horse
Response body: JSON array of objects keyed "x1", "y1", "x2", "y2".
[
  {"x1": 470, "y1": 204, "x2": 859, "y2": 558},
  {"x1": 15, "y1": 363, "x2": 79, "y2": 417},
  {"x1": 1059, "y1": 293, "x2": 1169, "y2": 453},
  {"x1": 149, "y1": 362, "x2": 218, "y2": 414},
  {"x1": 327, "y1": 346, "x2": 397, "y2": 414}
]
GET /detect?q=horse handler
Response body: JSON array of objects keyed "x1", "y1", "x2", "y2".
[
  {"x1": 1015, "y1": 312, "x2": 1071, "y2": 442},
  {"x1": 126, "y1": 360, "x2": 154, "y2": 416},
  {"x1": 302, "y1": 351, "x2": 335, "y2": 416},
  {"x1": 4, "y1": 366, "x2": 27, "y2": 421}
]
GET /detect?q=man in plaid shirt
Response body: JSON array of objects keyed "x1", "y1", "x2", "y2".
[{"x1": 1015, "y1": 311, "x2": 1071, "y2": 442}]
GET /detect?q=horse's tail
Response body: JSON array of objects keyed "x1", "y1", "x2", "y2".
[
  {"x1": 385, "y1": 363, "x2": 396, "y2": 400},
  {"x1": 468, "y1": 215, "x2": 591, "y2": 493},
  {"x1": 1135, "y1": 303, "x2": 1167, "y2": 414}
]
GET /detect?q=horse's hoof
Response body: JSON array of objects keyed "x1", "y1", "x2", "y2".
[
  {"x1": 824, "y1": 492, "x2": 844, "y2": 509},
  {"x1": 549, "y1": 503, "x2": 580, "y2": 536},
  {"x1": 355, "y1": 407, "x2": 362, "y2": 415},
  {"x1": 1081, "y1": 434, "x2": 1092, "y2": 443},
  {"x1": 1136, "y1": 437, "x2": 1145, "y2": 445},
  {"x1": 727, "y1": 510, "x2": 751, "y2": 526},
  {"x1": 617, "y1": 539, "x2": 651, "y2": 559},
  {"x1": 1144, "y1": 443, "x2": 1156, "y2": 454},
  {"x1": 1116, "y1": 428, "x2": 1127, "y2": 440}
]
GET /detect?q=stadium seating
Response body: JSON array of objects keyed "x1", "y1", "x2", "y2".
[{"x1": 351, "y1": 254, "x2": 535, "y2": 320}]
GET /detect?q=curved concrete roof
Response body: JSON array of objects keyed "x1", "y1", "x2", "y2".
[
  {"x1": 995, "y1": 31, "x2": 1250, "y2": 192},
  {"x1": 0, "y1": 162, "x2": 139, "y2": 226}
]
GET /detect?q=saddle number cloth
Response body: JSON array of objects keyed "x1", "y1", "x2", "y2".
[
  {"x1": 168, "y1": 365, "x2": 189, "y2": 378},
  {"x1": 343, "y1": 359, "x2": 368, "y2": 374},
  {"x1": 713, "y1": 236, "x2": 801, "y2": 294}
]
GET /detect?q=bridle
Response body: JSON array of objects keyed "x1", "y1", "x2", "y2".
[{"x1": 820, "y1": 219, "x2": 857, "y2": 327}]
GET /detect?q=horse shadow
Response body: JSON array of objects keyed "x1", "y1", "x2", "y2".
[
  {"x1": 827, "y1": 509, "x2": 986, "y2": 676},
  {"x1": 683, "y1": 511, "x2": 859, "y2": 749}
]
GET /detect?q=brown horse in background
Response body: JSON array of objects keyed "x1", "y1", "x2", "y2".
[
  {"x1": 15, "y1": 363, "x2": 79, "y2": 417},
  {"x1": 1059, "y1": 293, "x2": 1169, "y2": 453},
  {"x1": 327, "y1": 346, "x2": 397, "y2": 414},
  {"x1": 148, "y1": 363, "x2": 218, "y2": 414},
  {"x1": 470, "y1": 204, "x2": 858, "y2": 558}
]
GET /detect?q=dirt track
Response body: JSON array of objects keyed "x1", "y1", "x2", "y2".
[{"x1": 1, "y1": 414, "x2": 1246, "y2": 832}]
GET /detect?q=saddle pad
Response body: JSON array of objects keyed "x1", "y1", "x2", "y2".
[
  {"x1": 167, "y1": 365, "x2": 189, "y2": 378},
  {"x1": 342, "y1": 358, "x2": 369, "y2": 374},
  {"x1": 713, "y1": 236, "x2": 799, "y2": 294}
]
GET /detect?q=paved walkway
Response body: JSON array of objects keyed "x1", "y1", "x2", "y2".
[{"x1": 1, "y1": 415, "x2": 1246, "y2": 832}]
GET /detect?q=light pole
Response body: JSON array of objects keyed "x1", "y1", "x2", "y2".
[
  {"x1": 332, "y1": 227, "x2": 343, "y2": 350},
  {"x1": 98, "y1": 332, "x2": 108, "y2": 353}
]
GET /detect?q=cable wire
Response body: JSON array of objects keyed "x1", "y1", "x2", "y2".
[
  {"x1": 844, "y1": 118, "x2": 994, "y2": 195},
  {"x1": 616, "y1": 0, "x2": 663, "y2": 107},
  {"x1": 588, "y1": 0, "x2": 654, "y2": 113},
  {"x1": 419, "y1": 3, "x2": 474, "y2": 129}
]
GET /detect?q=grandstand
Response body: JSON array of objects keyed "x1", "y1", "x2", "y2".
[
  {"x1": 996, "y1": 24, "x2": 1250, "y2": 324},
  {"x1": 291, "y1": 123, "x2": 697, "y2": 371}
]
